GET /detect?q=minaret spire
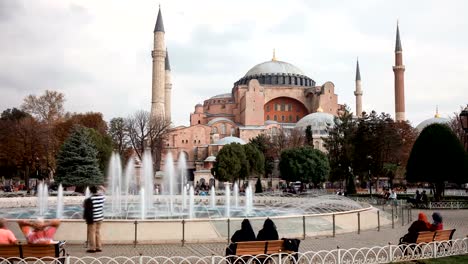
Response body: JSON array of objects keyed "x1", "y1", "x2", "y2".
[
  {"x1": 151, "y1": 5, "x2": 167, "y2": 118},
  {"x1": 393, "y1": 20, "x2": 406, "y2": 122},
  {"x1": 354, "y1": 58, "x2": 363, "y2": 117},
  {"x1": 154, "y1": 6, "x2": 165, "y2": 33},
  {"x1": 395, "y1": 20, "x2": 402, "y2": 52},
  {"x1": 272, "y1": 48, "x2": 277, "y2": 61}
]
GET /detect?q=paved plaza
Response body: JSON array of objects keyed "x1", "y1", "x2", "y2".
[{"x1": 63, "y1": 209, "x2": 468, "y2": 257}]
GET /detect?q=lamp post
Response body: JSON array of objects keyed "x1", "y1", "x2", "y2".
[
  {"x1": 459, "y1": 105, "x2": 468, "y2": 151},
  {"x1": 367, "y1": 155, "x2": 373, "y2": 197}
]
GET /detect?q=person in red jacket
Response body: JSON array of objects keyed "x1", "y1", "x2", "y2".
[{"x1": 429, "y1": 212, "x2": 443, "y2": 231}]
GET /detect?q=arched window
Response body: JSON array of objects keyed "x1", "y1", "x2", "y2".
[
  {"x1": 266, "y1": 115, "x2": 270, "y2": 120},
  {"x1": 212, "y1": 127, "x2": 218, "y2": 134},
  {"x1": 221, "y1": 123, "x2": 226, "y2": 135},
  {"x1": 274, "y1": 115, "x2": 277, "y2": 121}
]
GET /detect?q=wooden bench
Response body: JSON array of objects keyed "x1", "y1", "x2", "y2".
[
  {"x1": 227, "y1": 240, "x2": 297, "y2": 263},
  {"x1": 0, "y1": 241, "x2": 66, "y2": 262},
  {"x1": 400, "y1": 229, "x2": 456, "y2": 255}
]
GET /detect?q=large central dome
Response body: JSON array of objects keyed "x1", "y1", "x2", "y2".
[
  {"x1": 234, "y1": 59, "x2": 315, "y2": 87},
  {"x1": 245, "y1": 60, "x2": 305, "y2": 77}
]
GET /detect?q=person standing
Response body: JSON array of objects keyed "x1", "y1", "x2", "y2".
[
  {"x1": 85, "y1": 186, "x2": 105, "y2": 253},
  {"x1": 0, "y1": 218, "x2": 17, "y2": 244}
]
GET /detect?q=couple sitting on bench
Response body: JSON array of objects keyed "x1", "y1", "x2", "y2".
[
  {"x1": 225, "y1": 218, "x2": 300, "y2": 257},
  {"x1": 399, "y1": 212, "x2": 443, "y2": 244}
]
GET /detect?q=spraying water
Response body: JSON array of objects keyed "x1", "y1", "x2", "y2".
[
  {"x1": 225, "y1": 184, "x2": 230, "y2": 218},
  {"x1": 123, "y1": 157, "x2": 135, "y2": 208},
  {"x1": 182, "y1": 185, "x2": 187, "y2": 210},
  {"x1": 164, "y1": 152, "x2": 175, "y2": 214},
  {"x1": 107, "y1": 152, "x2": 122, "y2": 213},
  {"x1": 245, "y1": 184, "x2": 253, "y2": 215},
  {"x1": 177, "y1": 153, "x2": 187, "y2": 194},
  {"x1": 37, "y1": 182, "x2": 49, "y2": 216},
  {"x1": 84, "y1": 186, "x2": 90, "y2": 198},
  {"x1": 142, "y1": 150, "x2": 154, "y2": 214},
  {"x1": 56, "y1": 184, "x2": 63, "y2": 218},
  {"x1": 140, "y1": 187, "x2": 146, "y2": 219},
  {"x1": 210, "y1": 185, "x2": 216, "y2": 208},
  {"x1": 233, "y1": 183, "x2": 239, "y2": 208},
  {"x1": 189, "y1": 186, "x2": 195, "y2": 219}
]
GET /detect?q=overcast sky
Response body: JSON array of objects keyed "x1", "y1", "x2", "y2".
[{"x1": 1, "y1": 0, "x2": 467, "y2": 127}]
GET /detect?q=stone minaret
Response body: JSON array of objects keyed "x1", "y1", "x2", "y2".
[
  {"x1": 164, "y1": 50, "x2": 172, "y2": 122},
  {"x1": 151, "y1": 7, "x2": 166, "y2": 118},
  {"x1": 354, "y1": 58, "x2": 363, "y2": 117},
  {"x1": 393, "y1": 22, "x2": 406, "y2": 122}
]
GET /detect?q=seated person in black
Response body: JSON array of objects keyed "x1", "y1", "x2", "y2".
[
  {"x1": 257, "y1": 218, "x2": 279, "y2": 241},
  {"x1": 226, "y1": 219, "x2": 256, "y2": 255}
]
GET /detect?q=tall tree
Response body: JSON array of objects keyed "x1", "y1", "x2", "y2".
[
  {"x1": 323, "y1": 108, "x2": 357, "y2": 193},
  {"x1": 126, "y1": 111, "x2": 171, "y2": 171},
  {"x1": 243, "y1": 143, "x2": 265, "y2": 177},
  {"x1": 212, "y1": 143, "x2": 247, "y2": 183},
  {"x1": 21, "y1": 90, "x2": 65, "y2": 123},
  {"x1": 279, "y1": 147, "x2": 330, "y2": 186},
  {"x1": 406, "y1": 123, "x2": 468, "y2": 201},
  {"x1": 55, "y1": 126, "x2": 104, "y2": 190},
  {"x1": 249, "y1": 134, "x2": 274, "y2": 176},
  {"x1": 109, "y1": 117, "x2": 130, "y2": 159}
]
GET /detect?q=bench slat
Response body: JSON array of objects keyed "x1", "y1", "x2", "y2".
[
  {"x1": 434, "y1": 229, "x2": 455, "y2": 241},
  {"x1": 21, "y1": 243, "x2": 59, "y2": 258},
  {"x1": 416, "y1": 231, "x2": 435, "y2": 243},
  {"x1": 0, "y1": 245, "x2": 21, "y2": 258}
]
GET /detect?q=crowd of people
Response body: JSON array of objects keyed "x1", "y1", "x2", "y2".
[{"x1": 399, "y1": 212, "x2": 444, "y2": 244}]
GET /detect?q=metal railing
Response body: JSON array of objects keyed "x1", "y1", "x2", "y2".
[{"x1": 0, "y1": 238, "x2": 466, "y2": 264}]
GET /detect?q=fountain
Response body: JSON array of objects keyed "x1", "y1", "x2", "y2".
[
  {"x1": 56, "y1": 184, "x2": 64, "y2": 218},
  {"x1": 210, "y1": 185, "x2": 216, "y2": 208},
  {"x1": 182, "y1": 185, "x2": 187, "y2": 210},
  {"x1": 245, "y1": 184, "x2": 253, "y2": 215},
  {"x1": 188, "y1": 186, "x2": 194, "y2": 219},
  {"x1": 177, "y1": 153, "x2": 187, "y2": 194},
  {"x1": 140, "y1": 187, "x2": 146, "y2": 219},
  {"x1": 164, "y1": 152, "x2": 175, "y2": 214},
  {"x1": 84, "y1": 186, "x2": 90, "y2": 198},
  {"x1": 37, "y1": 182, "x2": 48, "y2": 216},
  {"x1": 123, "y1": 157, "x2": 136, "y2": 208},
  {"x1": 225, "y1": 184, "x2": 230, "y2": 218},
  {"x1": 141, "y1": 150, "x2": 154, "y2": 214},
  {"x1": 107, "y1": 152, "x2": 122, "y2": 213},
  {"x1": 233, "y1": 183, "x2": 239, "y2": 208}
]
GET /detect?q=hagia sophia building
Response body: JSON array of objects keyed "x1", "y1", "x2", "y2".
[{"x1": 149, "y1": 7, "x2": 409, "y2": 186}]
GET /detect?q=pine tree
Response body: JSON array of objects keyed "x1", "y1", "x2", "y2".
[{"x1": 55, "y1": 126, "x2": 104, "y2": 188}]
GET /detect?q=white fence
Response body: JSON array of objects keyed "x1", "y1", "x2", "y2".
[{"x1": 1, "y1": 238, "x2": 466, "y2": 264}]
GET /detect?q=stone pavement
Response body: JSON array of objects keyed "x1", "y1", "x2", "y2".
[{"x1": 65, "y1": 209, "x2": 468, "y2": 257}]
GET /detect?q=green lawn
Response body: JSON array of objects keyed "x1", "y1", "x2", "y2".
[{"x1": 396, "y1": 254, "x2": 468, "y2": 263}]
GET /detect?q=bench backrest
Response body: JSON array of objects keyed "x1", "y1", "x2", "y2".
[
  {"x1": 235, "y1": 241, "x2": 267, "y2": 256},
  {"x1": 433, "y1": 229, "x2": 455, "y2": 241},
  {"x1": 235, "y1": 240, "x2": 286, "y2": 256},
  {"x1": 0, "y1": 244, "x2": 21, "y2": 258},
  {"x1": 416, "y1": 231, "x2": 435, "y2": 243},
  {"x1": 21, "y1": 243, "x2": 59, "y2": 258}
]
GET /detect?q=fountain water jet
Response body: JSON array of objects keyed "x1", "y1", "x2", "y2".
[
  {"x1": 210, "y1": 185, "x2": 216, "y2": 208},
  {"x1": 123, "y1": 157, "x2": 135, "y2": 208},
  {"x1": 182, "y1": 185, "x2": 187, "y2": 210},
  {"x1": 233, "y1": 183, "x2": 239, "y2": 208},
  {"x1": 177, "y1": 153, "x2": 187, "y2": 194},
  {"x1": 56, "y1": 184, "x2": 64, "y2": 219},
  {"x1": 140, "y1": 187, "x2": 146, "y2": 219},
  {"x1": 141, "y1": 150, "x2": 154, "y2": 214},
  {"x1": 107, "y1": 152, "x2": 122, "y2": 213},
  {"x1": 85, "y1": 186, "x2": 90, "y2": 198},
  {"x1": 37, "y1": 182, "x2": 48, "y2": 216},
  {"x1": 164, "y1": 152, "x2": 175, "y2": 214},
  {"x1": 189, "y1": 186, "x2": 194, "y2": 219},
  {"x1": 225, "y1": 184, "x2": 230, "y2": 218}
]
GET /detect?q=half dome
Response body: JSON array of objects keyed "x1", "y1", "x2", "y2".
[
  {"x1": 416, "y1": 117, "x2": 450, "y2": 132},
  {"x1": 214, "y1": 136, "x2": 246, "y2": 145},
  {"x1": 295, "y1": 112, "x2": 335, "y2": 135}
]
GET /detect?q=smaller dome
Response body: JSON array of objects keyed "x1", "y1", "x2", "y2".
[
  {"x1": 195, "y1": 103, "x2": 203, "y2": 107},
  {"x1": 214, "y1": 136, "x2": 246, "y2": 145},
  {"x1": 265, "y1": 120, "x2": 279, "y2": 125},
  {"x1": 204, "y1": 156, "x2": 216, "y2": 162},
  {"x1": 295, "y1": 112, "x2": 335, "y2": 135},
  {"x1": 210, "y1": 93, "x2": 232, "y2": 99},
  {"x1": 416, "y1": 117, "x2": 450, "y2": 132}
]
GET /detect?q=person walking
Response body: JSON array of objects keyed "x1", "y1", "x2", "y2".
[
  {"x1": 85, "y1": 186, "x2": 105, "y2": 253},
  {"x1": 0, "y1": 218, "x2": 17, "y2": 244}
]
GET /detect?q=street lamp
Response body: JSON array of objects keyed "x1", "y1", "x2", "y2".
[
  {"x1": 459, "y1": 105, "x2": 468, "y2": 150},
  {"x1": 367, "y1": 155, "x2": 373, "y2": 197}
]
